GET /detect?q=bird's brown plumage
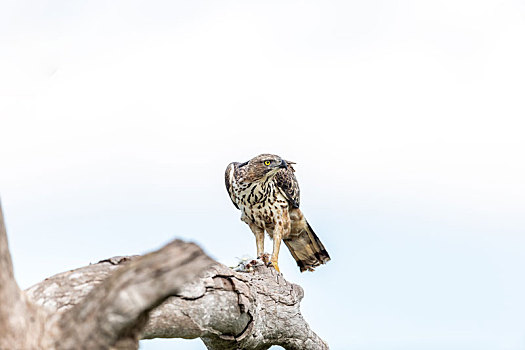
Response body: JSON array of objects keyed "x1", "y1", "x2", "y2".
[{"x1": 225, "y1": 154, "x2": 330, "y2": 272}]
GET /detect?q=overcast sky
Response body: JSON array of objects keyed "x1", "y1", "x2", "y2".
[{"x1": 1, "y1": 1, "x2": 524, "y2": 349}]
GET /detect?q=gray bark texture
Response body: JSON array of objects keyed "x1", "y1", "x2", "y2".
[{"x1": 0, "y1": 201, "x2": 329, "y2": 350}]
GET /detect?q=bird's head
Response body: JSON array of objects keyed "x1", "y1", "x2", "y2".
[{"x1": 242, "y1": 154, "x2": 291, "y2": 182}]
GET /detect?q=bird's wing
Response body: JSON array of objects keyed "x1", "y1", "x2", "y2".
[
  {"x1": 225, "y1": 162, "x2": 239, "y2": 209},
  {"x1": 275, "y1": 164, "x2": 300, "y2": 208}
]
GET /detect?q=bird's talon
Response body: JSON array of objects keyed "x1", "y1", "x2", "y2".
[{"x1": 269, "y1": 260, "x2": 280, "y2": 273}]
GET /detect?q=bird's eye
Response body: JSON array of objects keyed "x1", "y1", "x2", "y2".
[{"x1": 264, "y1": 160, "x2": 271, "y2": 166}]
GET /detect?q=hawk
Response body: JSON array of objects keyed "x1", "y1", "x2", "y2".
[{"x1": 225, "y1": 154, "x2": 330, "y2": 272}]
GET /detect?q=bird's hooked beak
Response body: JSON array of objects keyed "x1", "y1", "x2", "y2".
[{"x1": 279, "y1": 160, "x2": 288, "y2": 169}]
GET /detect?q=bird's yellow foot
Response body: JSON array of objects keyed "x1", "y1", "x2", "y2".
[{"x1": 269, "y1": 259, "x2": 280, "y2": 272}]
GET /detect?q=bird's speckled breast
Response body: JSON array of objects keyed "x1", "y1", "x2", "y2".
[{"x1": 232, "y1": 178, "x2": 288, "y2": 230}]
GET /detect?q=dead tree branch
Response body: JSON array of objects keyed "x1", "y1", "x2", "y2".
[
  {"x1": 0, "y1": 201, "x2": 50, "y2": 349},
  {"x1": 1, "y1": 201, "x2": 328, "y2": 349}
]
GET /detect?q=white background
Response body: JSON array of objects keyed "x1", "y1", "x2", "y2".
[{"x1": 1, "y1": 1, "x2": 524, "y2": 349}]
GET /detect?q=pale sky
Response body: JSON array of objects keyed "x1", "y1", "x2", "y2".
[{"x1": 1, "y1": 1, "x2": 525, "y2": 349}]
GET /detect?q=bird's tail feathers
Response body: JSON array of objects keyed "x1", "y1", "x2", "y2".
[{"x1": 284, "y1": 220, "x2": 330, "y2": 272}]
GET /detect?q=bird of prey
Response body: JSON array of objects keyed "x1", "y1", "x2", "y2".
[{"x1": 225, "y1": 154, "x2": 330, "y2": 272}]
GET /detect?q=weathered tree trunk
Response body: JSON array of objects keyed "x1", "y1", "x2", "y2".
[{"x1": 0, "y1": 201, "x2": 329, "y2": 350}]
